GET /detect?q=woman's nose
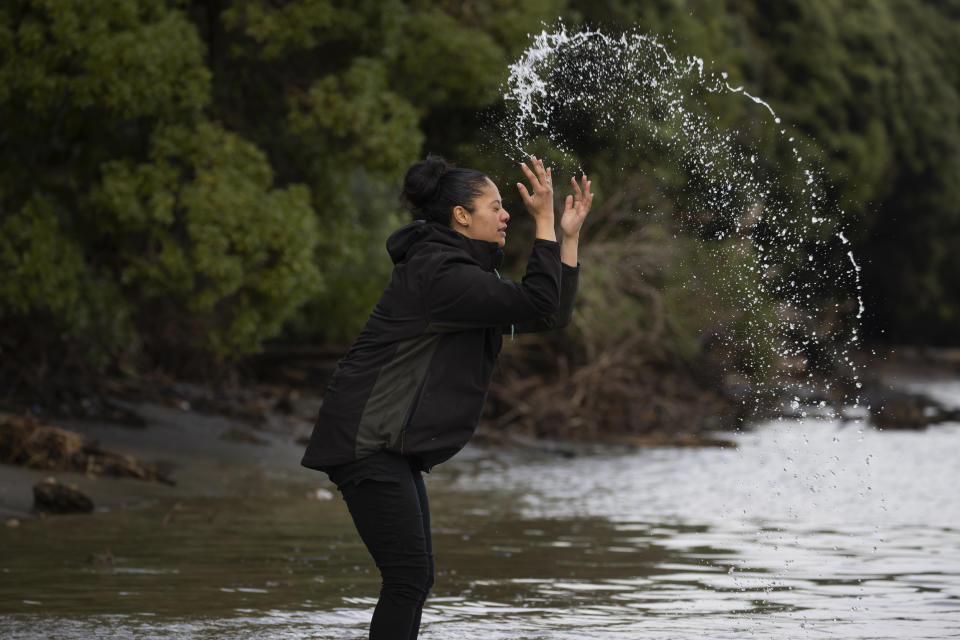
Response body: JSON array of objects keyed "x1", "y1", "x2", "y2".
[{"x1": 502, "y1": 209, "x2": 510, "y2": 222}]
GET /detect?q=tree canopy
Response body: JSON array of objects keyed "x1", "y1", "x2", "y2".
[{"x1": 1, "y1": 0, "x2": 957, "y2": 380}]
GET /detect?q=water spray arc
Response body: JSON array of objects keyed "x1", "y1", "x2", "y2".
[{"x1": 500, "y1": 24, "x2": 866, "y2": 414}]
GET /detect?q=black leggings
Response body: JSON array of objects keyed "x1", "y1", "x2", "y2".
[{"x1": 334, "y1": 453, "x2": 434, "y2": 640}]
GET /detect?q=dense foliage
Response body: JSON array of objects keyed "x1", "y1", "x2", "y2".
[{"x1": 1, "y1": 0, "x2": 957, "y2": 381}]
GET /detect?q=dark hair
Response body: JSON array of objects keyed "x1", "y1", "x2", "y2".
[{"x1": 400, "y1": 153, "x2": 489, "y2": 225}]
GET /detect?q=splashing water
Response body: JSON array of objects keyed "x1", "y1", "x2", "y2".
[{"x1": 499, "y1": 23, "x2": 865, "y2": 413}]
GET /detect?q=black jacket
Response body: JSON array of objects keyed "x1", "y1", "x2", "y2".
[{"x1": 300, "y1": 220, "x2": 579, "y2": 471}]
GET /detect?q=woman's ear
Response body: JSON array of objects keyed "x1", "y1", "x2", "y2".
[{"x1": 452, "y1": 205, "x2": 471, "y2": 227}]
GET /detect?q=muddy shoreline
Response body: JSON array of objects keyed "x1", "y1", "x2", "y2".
[
  {"x1": 2, "y1": 346, "x2": 957, "y2": 520},
  {"x1": 0, "y1": 400, "x2": 321, "y2": 519}
]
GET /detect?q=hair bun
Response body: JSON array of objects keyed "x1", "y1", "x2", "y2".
[{"x1": 401, "y1": 153, "x2": 454, "y2": 211}]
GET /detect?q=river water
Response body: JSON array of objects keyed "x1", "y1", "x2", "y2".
[{"x1": 2, "y1": 388, "x2": 959, "y2": 639}]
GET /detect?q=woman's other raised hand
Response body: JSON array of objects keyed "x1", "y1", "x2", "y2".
[{"x1": 560, "y1": 174, "x2": 593, "y2": 240}]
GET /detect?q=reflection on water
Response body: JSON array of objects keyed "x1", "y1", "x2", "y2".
[{"x1": 2, "y1": 415, "x2": 959, "y2": 639}]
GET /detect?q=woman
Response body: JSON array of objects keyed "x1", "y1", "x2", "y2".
[{"x1": 301, "y1": 154, "x2": 593, "y2": 639}]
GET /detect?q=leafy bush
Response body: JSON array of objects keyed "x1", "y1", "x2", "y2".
[{"x1": 91, "y1": 122, "x2": 322, "y2": 358}]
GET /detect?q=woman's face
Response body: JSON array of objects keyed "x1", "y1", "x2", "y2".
[{"x1": 453, "y1": 178, "x2": 511, "y2": 247}]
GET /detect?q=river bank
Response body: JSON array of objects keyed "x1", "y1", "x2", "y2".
[
  {"x1": 1, "y1": 345, "x2": 957, "y2": 521},
  {"x1": 0, "y1": 397, "x2": 321, "y2": 520}
]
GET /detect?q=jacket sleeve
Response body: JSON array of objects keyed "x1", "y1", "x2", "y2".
[
  {"x1": 423, "y1": 239, "x2": 562, "y2": 330},
  {"x1": 513, "y1": 262, "x2": 580, "y2": 334}
]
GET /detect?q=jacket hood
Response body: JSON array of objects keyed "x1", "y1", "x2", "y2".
[{"x1": 387, "y1": 220, "x2": 504, "y2": 271}]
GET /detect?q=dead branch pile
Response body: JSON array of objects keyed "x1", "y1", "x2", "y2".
[
  {"x1": 0, "y1": 413, "x2": 174, "y2": 484},
  {"x1": 486, "y1": 328, "x2": 740, "y2": 446}
]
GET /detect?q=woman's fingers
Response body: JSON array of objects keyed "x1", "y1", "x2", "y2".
[
  {"x1": 522, "y1": 156, "x2": 553, "y2": 191},
  {"x1": 579, "y1": 176, "x2": 593, "y2": 210},
  {"x1": 522, "y1": 160, "x2": 593, "y2": 207},
  {"x1": 516, "y1": 181, "x2": 533, "y2": 206},
  {"x1": 519, "y1": 161, "x2": 537, "y2": 185},
  {"x1": 532, "y1": 156, "x2": 548, "y2": 185}
]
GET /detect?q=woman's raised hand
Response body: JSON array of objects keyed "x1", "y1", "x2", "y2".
[
  {"x1": 517, "y1": 156, "x2": 555, "y2": 223},
  {"x1": 560, "y1": 174, "x2": 593, "y2": 239}
]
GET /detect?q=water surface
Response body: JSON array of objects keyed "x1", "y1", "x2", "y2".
[{"x1": 2, "y1": 408, "x2": 958, "y2": 639}]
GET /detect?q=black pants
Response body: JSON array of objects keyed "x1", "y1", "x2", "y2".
[{"x1": 331, "y1": 452, "x2": 434, "y2": 640}]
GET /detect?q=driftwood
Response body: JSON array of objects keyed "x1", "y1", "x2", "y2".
[{"x1": 0, "y1": 413, "x2": 174, "y2": 484}]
